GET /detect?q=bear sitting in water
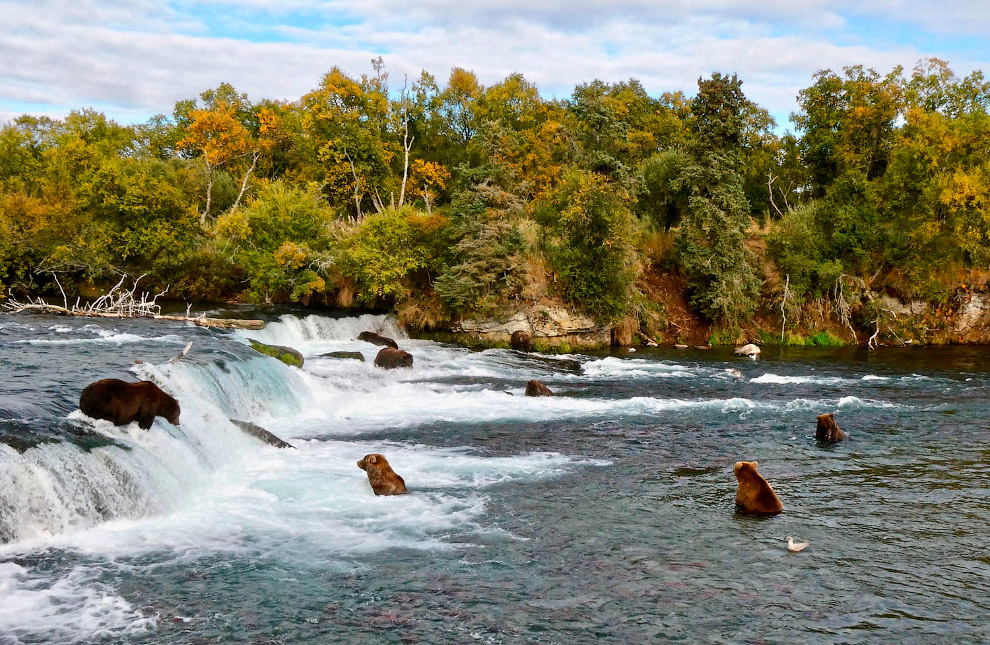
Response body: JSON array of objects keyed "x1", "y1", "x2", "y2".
[
  {"x1": 733, "y1": 460, "x2": 783, "y2": 515},
  {"x1": 79, "y1": 378, "x2": 180, "y2": 430},
  {"x1": 357, "y1": 453, "x2": 408, "y2": 496}
]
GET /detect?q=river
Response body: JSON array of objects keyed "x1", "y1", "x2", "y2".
[{"x1": 0, "y1": 311, "x2": 987, "y2": 643}]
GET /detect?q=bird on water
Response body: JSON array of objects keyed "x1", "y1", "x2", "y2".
[{"x1": 787, "y1": 536, "x2": 810, "y2": 553}]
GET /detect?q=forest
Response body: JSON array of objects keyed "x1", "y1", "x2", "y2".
[{"x1": 2, "y1": 57, "x2": 989, "y2": 345}]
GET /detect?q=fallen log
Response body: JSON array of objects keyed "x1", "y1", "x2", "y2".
[{"x1": 4, "y1": 303, "x2": 265, "y2": 330}]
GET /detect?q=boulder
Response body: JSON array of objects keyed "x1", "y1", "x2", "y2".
[
  {"x1": 374, "y1": 347, "x2": 414, "y2": 369},
  {"x1": 320, "y1": 351, "x2": 365, "y2": 361},
  {"x1": 230, "y1": 419, "x2": 295, "y2": 449},
  {"x1": 733, "y1": 343, "x2": 761, "y2": 357},
  {"x1": 248, "y1": 339, "x2": 304, "y2": 368}
]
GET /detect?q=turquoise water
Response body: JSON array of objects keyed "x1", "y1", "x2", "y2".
[{"x1": 0, "y1": 312, "x2": 987, "y2": 643}]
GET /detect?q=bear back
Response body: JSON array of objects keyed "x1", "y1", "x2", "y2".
[
  {"x1": 733, "y1": 460, "x2": 783, "y2": 515},
  {"x1": 357, "y1": 453, "x2": 408, "y2": 496},
  {"x1": 79, "y1": 378, "x2": 180, "y2": 429}
]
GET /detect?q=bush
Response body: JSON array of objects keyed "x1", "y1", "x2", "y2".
[{"x1": 535, "y1": 168, "x2": 637, "y2": 322}]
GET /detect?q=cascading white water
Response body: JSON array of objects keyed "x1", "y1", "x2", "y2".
[
  {"x1": 240, "y1": 313, "x2": 406, "y2": 347},
  {"x1": 0, "y1": 349, "x2": 308, "y2": 544}
]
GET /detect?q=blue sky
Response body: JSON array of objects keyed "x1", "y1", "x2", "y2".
[{"x1": 1, "y1": 0, "x2": 988, "y2": 130}]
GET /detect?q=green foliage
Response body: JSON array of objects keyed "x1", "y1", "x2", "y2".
[
  {"x1": 216, "y1": 181, "x2": 334, "y2": 303},
  {"x1": 434, "y1": 184, "x2": 527, "y2": 314},
  {"x1": 676, "y1": 74, "x2": 761, "y2": 324},
  {"x1": 536, "y1": 169, "x2": 637, "y2": 322},
  {"x1": 335, "y1": 206, "x2": 450, "y2": 305},
  {"x1": 634, "y1": 151, "x2": 692, "y2": 231}
]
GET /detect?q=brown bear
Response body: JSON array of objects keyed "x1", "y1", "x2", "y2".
[
  {"x1": 525, "y1": 380, "x2": 553, "y2": 397},
  {"x1": 510, "y1": 330, "x2": 531, "y2": 352},
  {"x1": 79, "y1": 378, "x2": 180, "y2": 430},
  {"x1": 356, "y1": 454, "x2": 408, "y2": 496},
  {"x1": 816, "y1": 413, "x2": 846, "y2": 442},
  {"x1": 374, "y1": 347, "x2": 414, "y2": 369},
  {"x1": 733, "y1": 461, "x2": 783, "y2": 515},
  {"x1": 358, "y1": 331, "x2": 399, "y2": 349}
]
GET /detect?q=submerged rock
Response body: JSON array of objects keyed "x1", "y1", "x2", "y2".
[
  {"x1": 230, "y1": 419, "x2": 295, "y2": 449},
  {"x1": 248, "y1": 339, "x2": 304, "y2": 368},
  {"x1": 320, "y1": 351, "x2": 365, "y2": 361}
]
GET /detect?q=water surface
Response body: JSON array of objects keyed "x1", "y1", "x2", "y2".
[{"x1": 0, "y1": 312, "x2": 987, "y2": 643}]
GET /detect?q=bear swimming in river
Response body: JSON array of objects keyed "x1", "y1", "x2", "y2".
[
  {"x1": 525, "y1": 380, "x2": 553, "y2": 396},
  {"x1": 374, "y1": 347, "x2": 413, "y2": 369},
  {"x1": 733, "y1": 460, "x2": 783, "y2": 516},
  {"x1": 357, "y1": 453, "x2": 408, "y2": 496},
  {"x1": 79, "y1": 378, "x2": 180, "y2": 430}
]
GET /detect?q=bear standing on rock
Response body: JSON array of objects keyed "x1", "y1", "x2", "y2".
[
  {"x1": 357, "y1": 454, "x2": 408, "y2": 496},
  {"x1": 733, "y1": 461, "x2": 783, "y2": 515},
  {"x1": 79, "y1": 379, "x2": 180, "y2": 430}
]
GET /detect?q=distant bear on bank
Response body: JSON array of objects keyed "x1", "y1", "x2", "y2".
[
  {"x1": 733, "y1": 460, "x2": 783, "y2": 515},
  {"x1": 79, "y1": 378, "x2": 180, "y2": 430},
  {"x1": 356, "y1": 453, "x2": 408, "y2": 496},
  {"x1": 510, "y1": 330, "x2": 531, "y2": 352}
]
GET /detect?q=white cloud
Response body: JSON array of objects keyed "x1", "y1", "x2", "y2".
[{"x1": 0, "y1": 0, "x2": 986, "y2": 128}]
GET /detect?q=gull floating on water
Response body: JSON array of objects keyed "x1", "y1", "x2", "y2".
[{"x1": 787, "y1": 536, "x2": 810, "y2": 553}]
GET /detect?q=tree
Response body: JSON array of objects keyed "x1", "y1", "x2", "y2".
[
  {"x1": 676, "y1": 73, "x2": 761, "y2": 324},
  {"x1": 536, "y1": 168, "x2": 637, "y2": 321}
]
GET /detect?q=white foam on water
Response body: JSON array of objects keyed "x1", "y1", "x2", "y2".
[
  {"x1": 575, "y1": 356, "x2": 696, "y2": 380},
  {"x1": 15, "y1": 326, "x2": 184, "y2": 346},
  {"x1": 239, "y1": 313, "x2": 406, "y2": 347},
  {"x1": 0, "y1": 562, "x2": 155, "y2": 644},
  {"x1": 750, "y1": 373, "x2": 854, "y2": 385}
]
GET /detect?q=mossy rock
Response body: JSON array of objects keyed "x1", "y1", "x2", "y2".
[{"x1": 248, "y1": 339, "x2": 304, "y2": 368}]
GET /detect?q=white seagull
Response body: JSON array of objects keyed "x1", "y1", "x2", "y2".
[{"x1": 787, "y1": 536, "x2": 810, "y2": 553}]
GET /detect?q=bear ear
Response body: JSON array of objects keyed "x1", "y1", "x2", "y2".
[
  {"x1": 368, "y1": 455, "x2": 378, "y2": 464},
  {"x1": 751, "y1": 461, "x2": 758, "y2": 468}
]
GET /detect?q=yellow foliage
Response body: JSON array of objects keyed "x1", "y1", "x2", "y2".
[{"x1": 275, "y1": 241, "x2": 308, "y2": 268}]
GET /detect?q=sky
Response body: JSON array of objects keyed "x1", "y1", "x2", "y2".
[{"x1": 2, "y1": 0, "x2": 989, "y2": 131}]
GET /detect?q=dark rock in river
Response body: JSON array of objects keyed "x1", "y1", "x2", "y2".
[
  {"x1": 320, "y1": 351, "x2": 365, "y2": 361},
  {"x1": 247, "y1": 339, "x2": 304, "y2": 368},
  {"x1": 230, "y1": 419, "x2": 295, "y2": 449}
]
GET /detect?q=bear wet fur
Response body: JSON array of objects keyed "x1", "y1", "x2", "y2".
[
  {"x1": 374, "y1": 347, "x2": 414, "y2": 369},
  {"x1": 79, "y1": 378, "x2": 180, "y2": 430},
  {"x1": 356, "y1": 453, "x2": 408, "y2": 496},
  {"x1": 525, "y1": 380, "x2": 553, "y2": 396},
  {"x1": 816, "y1": 413, "x2": 847, "y2": 442},
  {"x1": 733, "y1": 460, "x2": 783, "y2": 516},
  {"x1": 358, "y1": 331, "x2": 399, "y2": 349}
]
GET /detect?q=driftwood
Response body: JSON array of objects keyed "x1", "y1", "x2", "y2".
[{"x1": 3, "y1": 275, "x2": 264, "y2": 330}]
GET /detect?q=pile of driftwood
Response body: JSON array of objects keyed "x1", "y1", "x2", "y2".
[{"x1": 2, "y1": 274, "x2": 264, "y2": 330}]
